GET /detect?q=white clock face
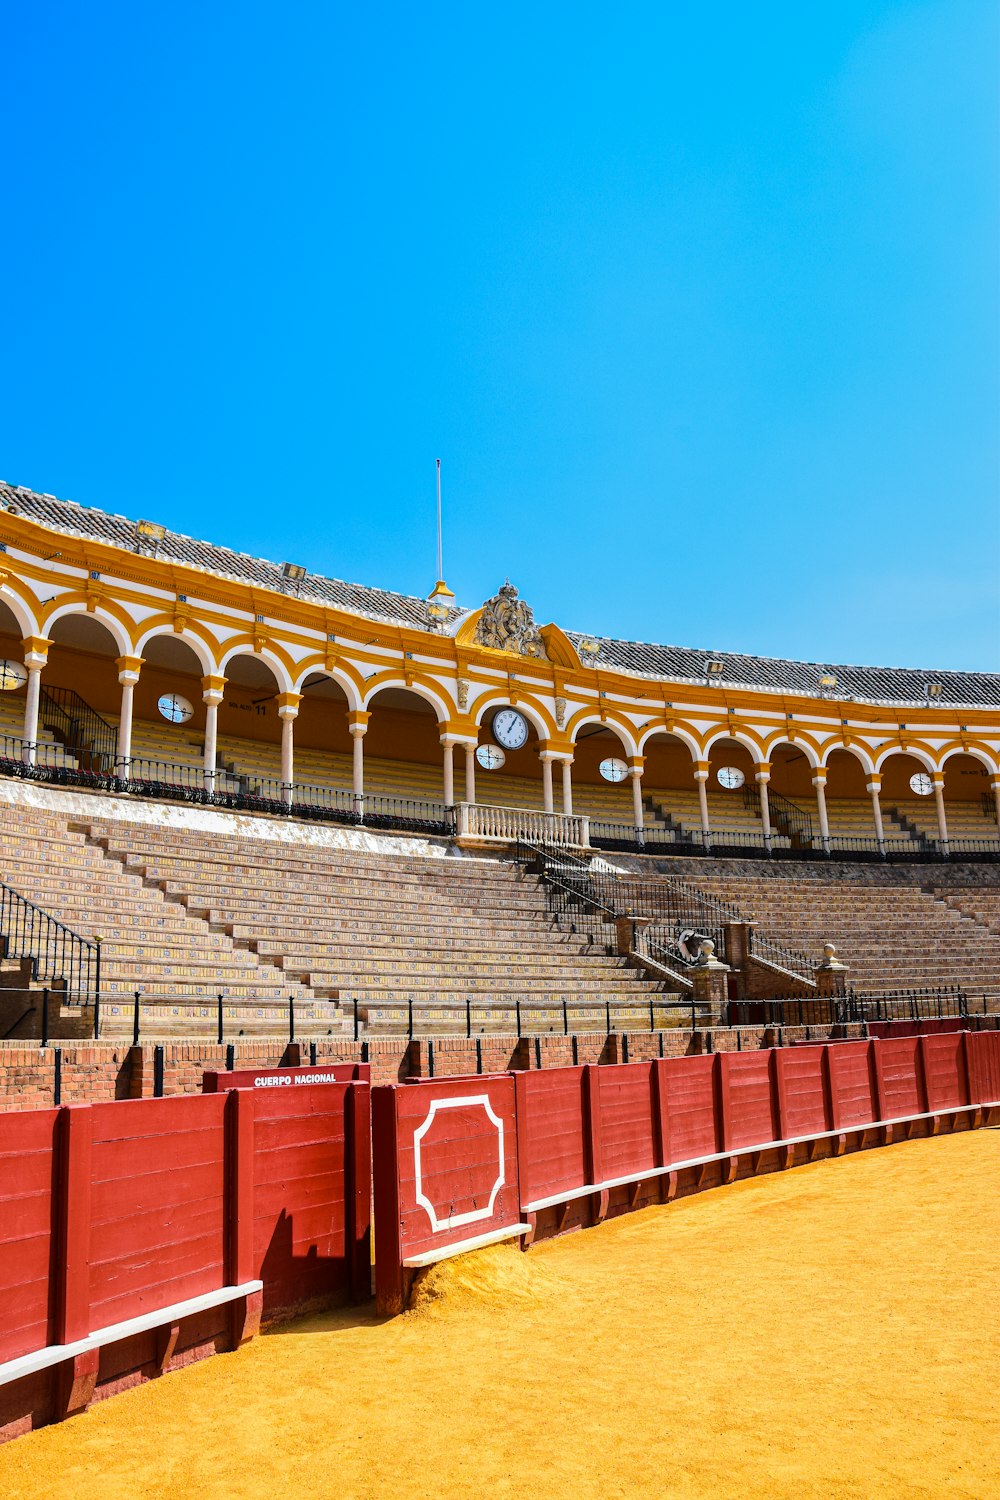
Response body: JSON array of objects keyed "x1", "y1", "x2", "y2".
[
  {"x1": 599, "y1": 757, "x2": 629, "y2": 783},
  {"x1": 0, "y1": 660, "x2": 27, "y2": 691},
  {"x1": 157, "y1": 692, "x2": 194, "y2": 725},
  {"x1": 909, "y1": 772, "x2": 934, "y2": 797},
  {"x1": 476, "y1": 743, "x2": 506, "y2": 771},
  {"x1": 492, "y1": 708, "x2": 529, "y2": 750},
  {"x1": 717, "y1": 766, "x2": 745, "y2": 790}
]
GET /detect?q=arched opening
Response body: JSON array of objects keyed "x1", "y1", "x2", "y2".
[
  {"x1": 0, "y1": 600, "x2": 29, "y2": 751},
  {"x1": 41, "y1": 614, "x2": 125, "y2": 770},
  {"x1": 364, "y1": 686, "x2": 447, "y2": 803},
  {"x1": 706, "y1": 738, "x2": 765, "y2": 845},
  {"x1": 214, "y1": 654, "x2": 286, "y2": 793},
  {"x1": 941, "y1": 753, "x2": 998, "y2": 842},
  {"x1": 768, "y1": 742, "x2": 820, "y2": 848},
  {"x1": 823, "y1": 748, "x2": 876, "y2": 842},
  {"x1": 569, "y1": 723, "x2": 634, "y2": 823},
  {"x1": 126, "y1": 635, "x2": 211, "y2": 777},
  {"x1": 465, "y1": 702, "x2": 549, "y2": 811},
  {"x1": 879, "y1": 750, "x2": 943, "y2": 844},
  {"x1": 637, "y1": 731, "x2": 700, "y2": 842}
]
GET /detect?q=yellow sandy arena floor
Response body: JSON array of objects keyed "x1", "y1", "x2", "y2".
[{"x1": 3, "y1": 1129, "x2": 998, "y2": 1500}]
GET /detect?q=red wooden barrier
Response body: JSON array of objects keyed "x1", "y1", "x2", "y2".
[
  {"x1": 0, "y1": 1079, "x2": 370, "y2": 1442},
  {"x1": 373, "y1": 1076, "x2": 524, "y2": 1314},
  {"x1": 203, "y1": 1063, "x2": 369, "y2": 1091}
]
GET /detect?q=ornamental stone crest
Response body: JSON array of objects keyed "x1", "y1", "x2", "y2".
[{"x1": 473, "y1": 580, "x2": 548, "y2": 660}]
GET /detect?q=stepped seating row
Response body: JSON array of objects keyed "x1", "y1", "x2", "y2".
[
  {"x1": 0, "y1": 804, "x2": 314, "y2": 1006},
  {"x1": 891, "y1": 796, "x2": 997, "y2": 845},
  {"x1": 0, "y1": 695, "x2": 78, "y2": 768},
  {"x1": 685, "y1": 869, "x2": 1000, "y2": 997},
  {"x1": 83, "y1": 819, "x2": 679, "y2": 1016}
]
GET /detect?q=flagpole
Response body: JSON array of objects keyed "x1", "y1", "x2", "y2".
[{"x1": 435, "y1": 458, "x2": 443, "y2": 582}]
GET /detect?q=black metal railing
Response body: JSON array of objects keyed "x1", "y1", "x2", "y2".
[
  {"x1": 0, "y1": 880, "x2": 98, "y2": 1003},
  {"x1": 39, "y1": 685, "x2": 117, "y2": 770},
  {"x1": 746, "y1": 927, "x2": 816, "y2": 985},
  {"x1": 982, "y1": 792, "x2": 998, "y2": 823},
  {"x1": 727, "y1": 984, "x2": 983, "y2": 1029},
  {"x1": 588, "y1": 821, "x2": 703, "y2": 853},
  {"x1": 766, "y1": 789, "x2": 815, "y2": 848}
]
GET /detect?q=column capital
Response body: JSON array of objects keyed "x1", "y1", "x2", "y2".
[
  {"x1": 438, "y1": 732, "x2": 465, "y2": 747},
  {"x1": 275, "y1": 692, "x2": 302, "y2": 720},
  {"x1": 22, "y1": 636, "x2": 51, "y2": 666},
  {"x1": 811, "y1": 770, "x2": 827, "y2": 785},
  {"x1": 116, "y1": 654, "x2": 144, "y2": 683},
  {"x1": 754, "y1": 766, "x2": 771, "y2": 784},
  {"x1": 693, "y1": 761, "x2": 710, "y2": 781},
  {"x1": 202, "y1": 674, "x2": 227, "y2": 703},
  {"x1": 931, "y1": 774, "x2": 946, "y2": 789},
  {"x1": 866, "y1": 775, "x2": 882, "y2": 792},
  {"x1": 627, "y1": 757, "x2": 644, "y2": 774},
  {"x1": 348, "y1": 710, "x2": 371, "y2": 736}
]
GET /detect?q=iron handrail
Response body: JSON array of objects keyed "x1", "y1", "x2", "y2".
[
  {"x1": 0, "y1": 879, "x2": 98, "y2": 1003},
  {"x1": 39, "y1": 685, "x2": 117, "y2": 769}
]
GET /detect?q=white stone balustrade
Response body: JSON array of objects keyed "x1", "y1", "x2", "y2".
[{"x1": 454, "y1": 801, "x2": 590, "y2": 847}]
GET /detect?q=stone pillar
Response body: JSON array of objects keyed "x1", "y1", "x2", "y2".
[
  {"x1": 756, "y1": 764, "x2": 772, "y2": 852},
  {"x1": 628, "y1": 757, "x2": 644, "y2": 833},
  {"x1": 560, "y1": 757, "x2": 573, "y2": 816},
  {"x1": 464, "y1": 742, "x2": 477, "y2": 805},
  {"x1": 694, "y1": 761, "x2": 711, "y2": 847},
  {"x1": 932, "y1": 776, "x2": 949, "y2": 852},
  {"x1": 441, "y1": 737, "x2": 456, "y2": 806},
  {"x1": 348, "y1": 710, "x2": 369, "y2": 814},
  {"x1": 814, "y1": 942, "x2": 850, "y2": 998},
  {"x1": 201, "y1": 675, "x2": 226, "y2": 793},
  {"x1": 992, "y1": 778, "x2": 1000, "y2": 842},
  {"x1": 21, "y1": 637, "x2": 49, "y2": 767},
  {"x1": 812, "y1": 770, "x2": 831, "y2": 852},
  {"x1": 540, "y1": 753, "x2": 555, "y2": 815},
  {"x1": 867, "y1": 775, "x2": 885, "y2": 850},
  {"x1": 115, "y1": 655, "x2": 143, "y2": 775},
  {"x1": 275, "y1": 692, "x2": 301, "y2": 804},
  {"x1": 690, "y1": 939, "x2": 730, "y2": 1025}
]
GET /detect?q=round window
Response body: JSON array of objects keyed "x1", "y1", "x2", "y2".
[
  {"x1": 717, "y1": 766, "x2": 745, "y2": 790},
  {"x1": 476, "y1": 744, "x2": 506, "y2": 770},
  {"x1": 157, "y1": 693, "x2": 194, "y2": 725},
  {"x1": 0, "y1": 660, "x2": 27, "y2": 691},
  {"x1": 909, "y1": 772, "x2": 934, "y2": 797},
  {"x1": 599, "y1": 757, "x2": 629, "y2": 783}
]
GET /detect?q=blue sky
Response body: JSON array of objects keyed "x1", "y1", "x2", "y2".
[{"x1": 3, "y1": 1, "x2": 998, "y2": 670}]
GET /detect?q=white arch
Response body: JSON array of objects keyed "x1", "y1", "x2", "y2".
[
  {"x1": 702, "y1": 728, "x2": 768, "y2": 765},
  {"x1": 820, "y1": 742, "x2": 877, "y2": 777},
  {"x1": 364, "y1": 678, "x2": 451, "y2": 724},
  {"x1": 218, "y1": 642, "x2": 294, "y2": 693},
  {"x1": 0, "y1": 585, "x2": 40, "y2": 643},
  {"x1": 473, "y1": 692, "x2": 551, "y2": 742},
  {"x1": 135, "y1": 624, "x2": 219, "y2": 678},
  {"x1": 765, "y1": 735, "x2": 821, "y2": 772},
  {"x1": 937, "y1": 745, "x2": 1000, "y2": 777},
  {"x1": 569, "y1": 715, "x2": 639, "y2": 759},
  {"x1": 636, "y1": 724, "x2": 701, "y2": 761},
  {"x1": 44, "y1": 601, "x2": 133, "y2": 657},
  {"x1": 292, "y1": 663, "x2": 363, "y2": 712},
  {"x1": 874, "y1": 744, "x2": 936, "y2": 776}
]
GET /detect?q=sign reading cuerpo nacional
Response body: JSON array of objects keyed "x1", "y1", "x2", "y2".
[{"x1": 473, "y1": 579, "x2": 549, "y2": 659}]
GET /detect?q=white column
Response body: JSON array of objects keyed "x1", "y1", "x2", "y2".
[
  {"x1": 561, "y1": 757, "x2": 573, "y2": 816},
  {"x1": 348, "y1": 711, "x2": 369, "y2": 817},
  {"x1": 993, "y1": 779, "x2": 1000, "y2": 843},
  {"x1": 629, "y1": 760, "x2": 644, "y2": 830},
  {"x1": 932, "y1": 777, "x2": 949, "y2": 851},
  {"x1": 756, "y1": 766, "x2": 772, "y2": 851},
  {"x1": 21, "y1": 646, "x2": 46, "y2": 766},
  {"x1": 441, "y1": 738, "x2": 455, "y2": 806},
  {"x1": 694, "y1": 763, "x2": 711, "y2": 847},
  {"x1": 868, "y1": 777, "x2": 885, "y2": 849},
  {"x1": 464, "y1": 743, "x2": 477, "y2": 805},
  {"x1": 201, "y1": 675, "x2": 225, "y2": 793},
  {"x1": 115, "y1": 656, "x2": 143, "y2": 776},
  {"x1": 540, "y1": 754, "x2": 555, "y2": 814},
  {"x1": 276, "y1": 693, "x2": 301, "y2": 806},
  {"x1": 812, "y1": 772, "x2": 830, "y2": 852}
]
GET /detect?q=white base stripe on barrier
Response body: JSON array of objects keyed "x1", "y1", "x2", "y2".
[
  {"x1": 403, "y1": 1223, "x2": 532, "y2": 1269},
  {"x1": 521, "y1": 1101, "x2": 997, "y2": 1214},
  {"x1": 0, "y1": 1279, "x2": 264, "y2": 1389}
]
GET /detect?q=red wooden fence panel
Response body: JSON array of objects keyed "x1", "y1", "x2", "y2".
[
  {"x1": 252, "y1": 1081, "x2": 369, "y2": 1314},
  {"x1": 595, "y1": 1063, "x2": 658, "y2": 1182},
  {"x1": 966, "y1": 1030, "x2": 1000, "y2": 1106},
  {"x1": 877, "y1": 1037, "x2": 923, "y2": 1119},
  {"x1": 826, "y1": 1042, "x2": 877, "y2": 1129},
  {"x1": 661, "y1": 1055, "x2": 718, "y2": 1160},
  {"x1": 512, "y1": 1067, "x2": 587, "y2": 1206},
  {"x1": 88, "y1": 1096, "x2": 228, "y2": 1330},
  {"x1": 720, "y1": 1052, "x2": 777, "y2": 1151},
  {"x1": 774, "y1": 1047, "x2": 828, "y2": 1137},
  {"x1": 920, "y1": 1034, "x2": 967, "y2": 1111},
  {"x1": 0, "y1": 1109, "x2": 58, "y2": 1364},
  {"x1": 373, "y1": 1076, "x2": 521, "y2": 1314}
]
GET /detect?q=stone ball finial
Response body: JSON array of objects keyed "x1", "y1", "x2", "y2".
[
  {"x1": 698, "y1": 939, "x2": 715, "y2": 962},
  {"x1": 823, "y1": 942, "x2": 837, "y2": 962}
]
